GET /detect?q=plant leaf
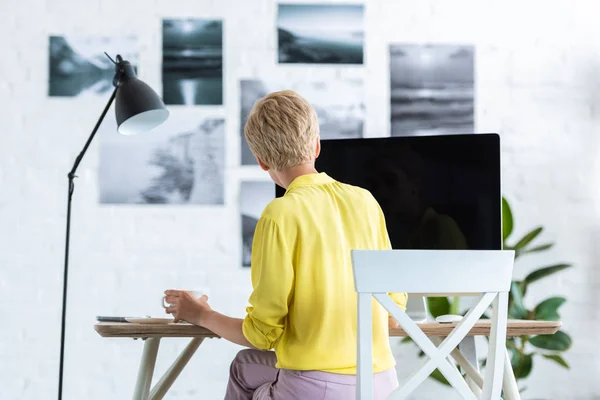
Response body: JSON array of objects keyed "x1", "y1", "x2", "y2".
[
  {"x1": 534, "y1": 297, "x2": 566, "y2": 321},
  {"x1": 502, "y1": 197, "x2": 514, "y2": 242},
  {"x1": 520, "y1": 243, "x2": 554, "y2": 255},
  {"x1": 400, "y1": 336, "x2": 413, "y2": 344},
  {"x1": 513, "y1": 227, "x2": 543, "y2": 251},
  {"x1": 524, "y1": 264, "x2": 573, "y2": 287},
  {"x1": 520, "y1": 335, "x2": 530, "y2": 346},
  {"x1": 508, "y1": 281, "x2": 528, "y2": 319},
  {"x1": 518, "y1": 280, "x2": 528, "y2": 297},
  {"x1": 427, "y1": 297, "x2": 451, "y2": 318},
  {"x1": 429, "y1": 369, "x2": 451, "y2": 386},
  {"x1": 512, "y1": 352, "x2": 534, "y2": 379},
  {"x1": 542, "y1": 354, "x2": 570, "y2": 369},
  {"x1": 449, "y1": 297, "x2": 461, "y2": 315},
  {"x1": 507, "y1": 347, "x2": 520, "y2": 368},
  {"x1": 529, "y1": 331, "x2": 572, "y2": 351}
]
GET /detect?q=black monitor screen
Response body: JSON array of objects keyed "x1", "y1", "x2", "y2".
[{"x1": 275, "y1": 134, "x2": 501, "y2": 250}]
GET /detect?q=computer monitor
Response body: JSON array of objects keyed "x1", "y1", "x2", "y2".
[{"x1": 275, "y1": 134, "x2": 502, "y2": 320}]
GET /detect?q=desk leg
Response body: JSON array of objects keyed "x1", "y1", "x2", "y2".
[
  {"x1": 133, "y1": 338, "x2": 160, "y2": 400},
  {"x1": 502, "y1": 349, "x2": 521, "y2": 400},
  {"x1": 459, "y1": 337, "x2": 481, "y2": 397},
  {"x1": 150, "y1": 337, "x2": 205, "y2": 400}
]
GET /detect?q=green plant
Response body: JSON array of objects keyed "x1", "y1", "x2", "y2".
[
  {"x1": 500, "y1": 197, "x2": 573, "y2": 381},
  {"x1": 402, "y1": 197, "x2": 573, "y2": 387}
]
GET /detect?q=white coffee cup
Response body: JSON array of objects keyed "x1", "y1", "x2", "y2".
[{"x1": 162, "y1": 290, "x2": 205, "y2": 309}]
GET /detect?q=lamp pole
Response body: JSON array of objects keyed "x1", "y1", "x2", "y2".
[
  {"x1": 57, "y1": 54, "x2": 168, "y2": 400},
  {"x1": 58, "y1": 85, "x2": 118, "y2": 400}
]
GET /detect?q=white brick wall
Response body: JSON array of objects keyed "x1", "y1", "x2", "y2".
[{"x1": 1, "y1": 0, "x2": 599, "y2": 398}]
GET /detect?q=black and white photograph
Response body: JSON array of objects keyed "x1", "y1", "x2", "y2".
[
  {"x1": 162, "y1": 19, "x2": 223, "y2": 105},
  {"x1": 240, "y1": 181, "x2": 275, "y2": 267},
  {"x1": 278, "y1": 4, "x2": 364, "y2": 64},
  {"x1": 48, "y1": 36, "x2": 138, "y2": 97},
  {"x1": 99, "y1": 115, "x2": 225, "y2": 205},
  {"x1": 240, "y1": 78, "x2": 364, "y2": 165},
  {"x1": 390, "y1": 44, "x2": 475, "y2": 136}
]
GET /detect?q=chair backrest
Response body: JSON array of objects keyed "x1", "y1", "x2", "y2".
[
  {"x1": 352, "y1": 249, "x2": 515, "y2": 400},
  {"x1": 352, "y1": 250, "x2": 514, "y2": 295}
]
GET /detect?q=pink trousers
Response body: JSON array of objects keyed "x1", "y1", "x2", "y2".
[{"x1": 224, "y1": 349, "x2": 399, "y2": 400}]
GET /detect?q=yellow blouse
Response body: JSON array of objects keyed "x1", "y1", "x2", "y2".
[{"x1": 242, "y1": 172, "x2": 407, "y2": 374}]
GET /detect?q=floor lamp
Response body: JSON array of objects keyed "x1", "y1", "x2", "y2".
[{"x1": 58, "y1": 53, "x2": 169, "y2": 400}]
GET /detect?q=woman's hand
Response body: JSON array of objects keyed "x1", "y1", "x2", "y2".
[
  {"x1": 388, "y1": 315, "x2": 399, "y2": 329},
  {"x1": 164, "y1": 290, "x2": 213, "y2": 326}
]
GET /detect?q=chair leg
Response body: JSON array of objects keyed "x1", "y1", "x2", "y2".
[
  {"x1": 357, "y1": 293, "x2": 373, "y2": 400},
  {"x1": 502, "y1": 349, "x2": 521, "y2": 400},
  {"x1": 481, "y1": 293, "x2": 508, "y2": 399},
  {"x1": 430, "y1": 336, "x2": 483, "y2": 392},
  {"x1": 459, "y1": 337, "x2": 481, "y2": 396},
  {"x1": 133, "y1": 338, "x2": 160, "y2": 400}
]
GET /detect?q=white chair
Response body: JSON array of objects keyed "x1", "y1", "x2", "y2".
[{"x1": 352, "y1": 250, "x2": 515, "y2": 400}]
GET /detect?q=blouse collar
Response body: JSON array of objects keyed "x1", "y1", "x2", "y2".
[{"x1": 285, "y1": 172, "x2": 334, "y2": 193}]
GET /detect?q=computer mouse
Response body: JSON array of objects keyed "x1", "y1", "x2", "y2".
[{"x1": 435, "y1": 314, "x2": 463, "y2": 323}]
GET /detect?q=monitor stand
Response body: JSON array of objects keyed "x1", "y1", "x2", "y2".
[{"x1": 406, "y1": 295, "x2": 429, "y2": 323}]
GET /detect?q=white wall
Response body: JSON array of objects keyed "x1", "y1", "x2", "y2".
[{"x1": 1, "y1": 0, "x2": 599, "y2": 399}]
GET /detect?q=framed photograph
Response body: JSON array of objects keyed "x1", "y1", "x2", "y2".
[
  {"x1": 162, "y1": 19, "x2": 223, "y2": 105},
  {"x1": 240, "y1": 78, "x2": 364, "y2": 165},
  {"x1": 277, "y1": 4, "x2": 364, "y2": 64},
  {"x1": 99, "y1": 115, "x2": 225, "y2": 205},
  {"x1": 240, "y1": 181, "x2": 276, "y2": 267},
  {"x1": 48, "y1": 36, "x2": 138, "y2": 97},
  {"x1": 390, "y1": 44, "x2": 475, "y2": 136}
]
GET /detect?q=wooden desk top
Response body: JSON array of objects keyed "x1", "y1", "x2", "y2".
[{"x1": 94, "y1": 320, "x2": 560, "y2": 339}]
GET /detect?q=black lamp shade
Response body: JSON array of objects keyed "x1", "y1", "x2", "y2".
[{"x1": 115, "y1": 63, "x2": 169, "y2": 136}]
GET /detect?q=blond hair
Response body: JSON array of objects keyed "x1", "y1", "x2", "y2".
[{"x1": 244, "y1": 90, "x2": 320, "y2": 170}]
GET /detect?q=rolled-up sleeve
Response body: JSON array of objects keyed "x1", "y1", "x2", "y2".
[
  {"x1": 242, "y1": 216, "x2": 294, "y2": 350},
  {"x1": 389, "y1": 292, "x2": 408, "y2": 311}
]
